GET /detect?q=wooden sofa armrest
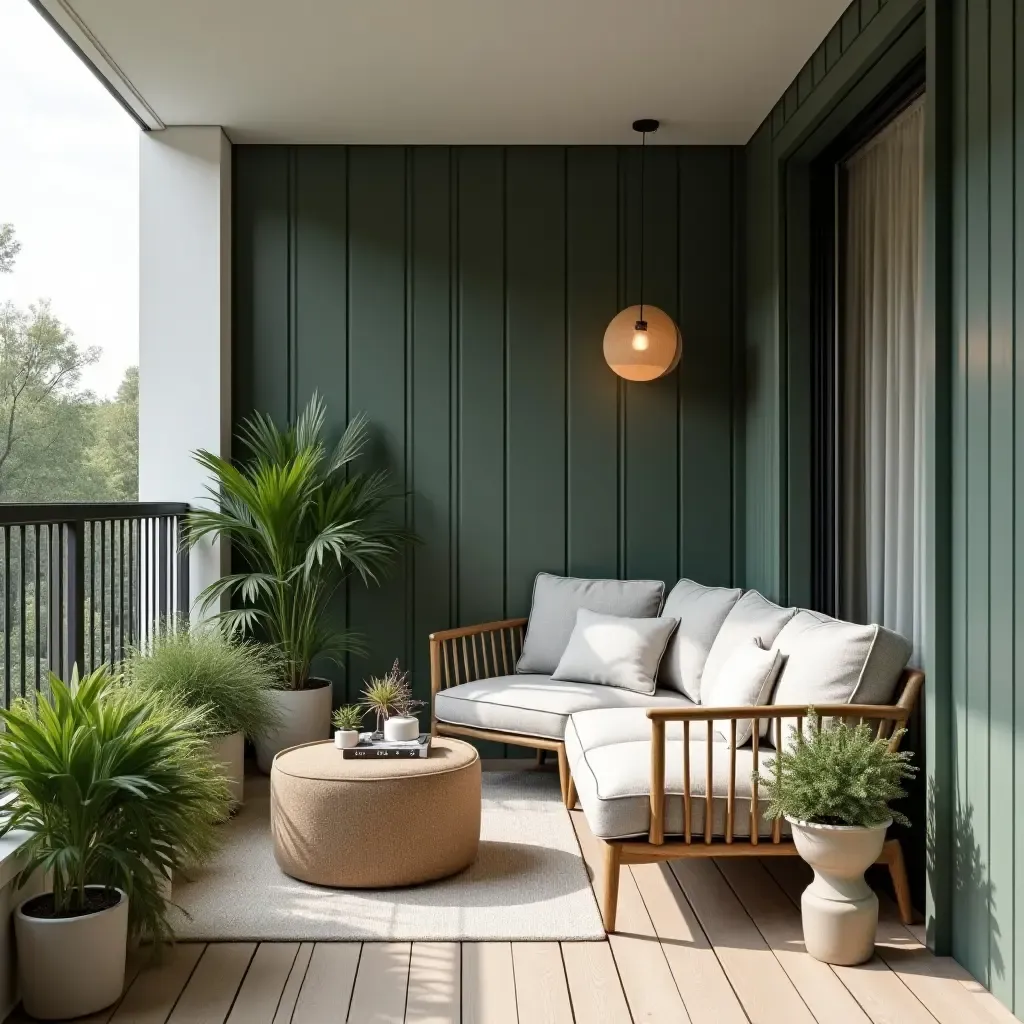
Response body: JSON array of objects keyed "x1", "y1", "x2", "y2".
[
  {"x1": 644, "y1": 668, "x2": 924, "y2": 846},
  {"x1": 429, "y1": 618, "x2": 528, "y2": 710}
]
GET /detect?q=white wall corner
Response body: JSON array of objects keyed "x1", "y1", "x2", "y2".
[{"x1": 139, "y1": 127, "x2": 232, "y2": 619}]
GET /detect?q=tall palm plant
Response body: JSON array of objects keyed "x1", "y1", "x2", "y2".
[{"x1": 186, "y1": 394, "x2": 407, "y2": 689}]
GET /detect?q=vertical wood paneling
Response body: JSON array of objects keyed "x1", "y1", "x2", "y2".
[
  {"x1": 505, "y1": 148, "x2": 567, "y2": 611},
  {"x1": 624, "y1": 145, "x2": 680, "y2": 584},
  {"x1": 987, "y1": 0, "x2": 1015, "y2": 1004},
  {"x1": 234, "y1": 144, "x2": 739, "y2": 755},
  {"x1": 566, "y1": 148, "x2": 620, "y2": 578},
  {"x1": 346, "y1": 147, "x2": 409, "y2": 684},
  {"x1": 409, "y1": 147, "x2": 452, "y2": 708}
]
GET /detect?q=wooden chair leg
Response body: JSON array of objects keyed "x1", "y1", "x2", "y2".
[
  {"x1": 566, "y1": 772, "x2": 577, "y2": 811},
  {"x1": 535, "y1": 748, "x2": 545, "y2": 767},
  {"x1": 556, "y1": 744, "x2": 568, "y2": 806},
  {"x1": 882, "y1": 838, "x2": 913, "y2": 924},
  {"x1": 602, "y1": 842, "x2": 622, "y2": 933}
]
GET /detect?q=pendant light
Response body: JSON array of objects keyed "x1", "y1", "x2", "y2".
[{"x1": 603, "y1": 119, "x2": 682, "y2": 382}]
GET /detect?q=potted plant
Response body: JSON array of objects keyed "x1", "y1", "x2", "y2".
[
  {"x1": 362, "y1": 660, "x2": 423, "y2": 741},
  {"x1": 756, "y1": 710, "x2": 917, "y2": 966},
  {"x1": 125, "y1": 619, "x2": 283, "y2": 808},
  {"x1": 0, "y1": 666, "x2": 229, "y2": 1020},
  {"x1": 332, "y1": 704, "x2": 364, "y2": 748},
  {"x1": 187, "y1": 393, "x2": 409, "y2": 772}
]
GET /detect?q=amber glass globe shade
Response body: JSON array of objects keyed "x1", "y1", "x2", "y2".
[{"x1": 603, "y1": 305, "x2": 681, "y2": 381}]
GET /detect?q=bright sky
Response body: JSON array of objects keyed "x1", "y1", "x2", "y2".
[{"x1": 0, "y1": 0, "x2": 139, "y2": 399}]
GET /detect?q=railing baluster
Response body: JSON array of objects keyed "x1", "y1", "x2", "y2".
[
  {"x1": 19, "y1": 525, "x2": 26, "y2": 699},
  {"x1": 4, "y1": 525, "x2": 11, "y2": 708},
  {"x1": 128, "y1": 518, "x2": 135, "y2": 647},
  {"x1": 99, "y1": 520, "x2": 106, "y2": 666},
  {"x1": 34, "y1": 525, "x2": 40, "y2": 691}
]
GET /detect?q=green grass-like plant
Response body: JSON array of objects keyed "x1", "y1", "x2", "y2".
[
  {"x1": 125, "y1": 620, "x2": 283, "y2": 740},
  {"x1": 0, "y1": 666, "x2": 230, "y2": 942},
  {"x1": 332, "y1": 704, "x2": 364, "y2": 732},
  {"x1": 754, "y1": 710, "x2": 918, "y2": 828},
  {"x1": 186, "y1": 394, "x2": 411, "y2": 690},
  {"x1": 361, "y1": 660, "x2": 422, "y2": 733}
]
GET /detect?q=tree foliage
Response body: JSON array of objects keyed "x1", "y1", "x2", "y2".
[{"x1": 0, "y1": 225, "x2": 137, "y2": 502}]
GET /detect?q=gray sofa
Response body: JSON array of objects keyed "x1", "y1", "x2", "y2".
[{"x1": 429, "y1": 573, "x2": 922, "y2": 931}]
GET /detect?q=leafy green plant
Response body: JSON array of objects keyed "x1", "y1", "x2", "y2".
[
  {"x1": 0, "y1": 666, "x2": 230, "y2": 942},
  {"x1": 754, "y1": 710, "x2": 918, "y2": 827},
  {"x1": 332, "y1": 704, "x2": 364, "y2": 732},
  {"x1": 125, "y1": 619, "x2": 283, "y2": 740},
  {"x1": 187, "y1": 393, "x2": 410, "y2": 690},
  {"x1": 361, "y1": 660, "x2": 422, "y2": 733}
]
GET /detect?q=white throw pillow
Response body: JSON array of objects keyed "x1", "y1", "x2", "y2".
[
  {"x1": 702, "y1": 639, "x2": 783, "y2": 747},
  {"x1": 551, "y1": 609, "x2": 679, "y2": 695}
]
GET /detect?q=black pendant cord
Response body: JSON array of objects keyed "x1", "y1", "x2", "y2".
[{"x1": 639, "y1": 128, "x2": 645, "y2": 324}]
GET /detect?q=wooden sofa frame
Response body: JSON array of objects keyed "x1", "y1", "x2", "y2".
[{"x1": 429, "y1": 617, "x2": 924, "y2": 934}]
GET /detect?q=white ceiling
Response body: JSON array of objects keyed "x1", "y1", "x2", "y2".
[{"x1": 46, "y1": 0, "x2": 847, "y2": 144}]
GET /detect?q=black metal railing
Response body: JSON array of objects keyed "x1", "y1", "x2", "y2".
[{"x1": 0, "y1": 503, "x2": 190, "y2": 706}]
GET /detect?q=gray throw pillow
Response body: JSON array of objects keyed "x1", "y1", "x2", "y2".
[
  {"x1": 700, "y1": 590, "x2": 797, "y2": 704},
  {"x1": 516, "y1": 573, "x2": 665, "y2": 675},
  {"x1": 768, "y1": 609, "x2": 912, "y2": 747},
  {"x1": 701, "y1": 639, "x2": 783, "y2": 747},
  {"x1": 551, "y1": 609, "x2": 679, "y2": 695},
  {"x1": 656, "y1": 579, "x2": 742, "y2": 702}
]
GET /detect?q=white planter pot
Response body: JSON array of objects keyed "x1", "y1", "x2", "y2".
[
  {"x1": 15, "y1": 886, "x2": 128, "y2": 1020},
  {"x1": 206, "y1": 730, "x2": 245, "y2": 810},
  {"x1": 255, "y1": 681, "x2": 332, "y2": 773},
  {"x1": 787, "y1": 816, "x2": 890, "y2": 965},
  {"x1": 334, "y1": 729, "x2": 359, "y2": 749},
  {"x1": 384, "y1": 716, "x2": 419, "y2": 742}
]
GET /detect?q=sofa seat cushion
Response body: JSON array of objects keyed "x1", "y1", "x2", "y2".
[
  {"x1": 434, "y1": 675, "x2": 694, "y2": 741},
  {"x1": 565, "y1": 707, "x2": 785, "y2": 841}
]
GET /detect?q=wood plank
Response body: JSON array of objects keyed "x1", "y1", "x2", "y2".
[
  {"x1": 167, "y1": 944, "x2": 256, "y2": 1024},
  {"x1": 111, "y1": 943, "x2": 206, "y2": 1024},
  {"x1": 716, "y1": 859, "x2": 870, "y2": 1023},
  {"x1": 561, "y1": 941, "x2": 631, "y2": 1024},
  {"x1": 629, "y1": 861, "x2": 747, "y2": 1024},
  {"x1": 671, "y1": 859, "x2": 815, "y2": 1023},
  {"x1": 226, "y1": 943, "x2": 299, "y2": 1024},
  {"x1": 570, "y1": 810, "x2": 691, "y2": 1023},
  {"x1": 511, "y1": 943, "x2": 572, "y2": 1024},
  {"x1": 273, "y1": 943, "x2": 314, "y2": 1024},
  {"x1": 346, "y1": 943, "x2": 411, "y2": 1024},
  {"x1": 461, "y1": 943, "x2": 517, "y2": 1024},
  {"x1": 292, "y1": 943, "x2": 360, "y2": 1024},
  {"x1": 405, "y1": 943, "x2": 460, "y2": 1024}
]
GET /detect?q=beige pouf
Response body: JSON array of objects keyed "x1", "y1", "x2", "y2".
[{"x1": 270, "y1": 737, "x2": 481, "y2": 888}]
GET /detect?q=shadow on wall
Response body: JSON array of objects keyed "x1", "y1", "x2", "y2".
[{"x1": 927, "y1": 778, "x2": 1002, "y2": 982}]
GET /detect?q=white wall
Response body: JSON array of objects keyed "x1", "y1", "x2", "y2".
[{"x1": 139, "y1": 127, "x2": 231, "y2": 617}]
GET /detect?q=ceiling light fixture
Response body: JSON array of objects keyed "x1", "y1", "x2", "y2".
[{"x1": 603, "y1": 119, "x2": 682, "y2": 382}]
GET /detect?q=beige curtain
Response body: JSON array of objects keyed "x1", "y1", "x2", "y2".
[{"x1": 840, "y1": 97, "x2": 925, "y2": 662}]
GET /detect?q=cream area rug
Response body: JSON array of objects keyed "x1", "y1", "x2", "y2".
[{"x1": 170, "y1": 770, "x2": 605, "y2": 941}]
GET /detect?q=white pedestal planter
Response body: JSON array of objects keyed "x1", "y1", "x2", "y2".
[
  {"x1": 787, "y1": 816, "x2": 890, "y2": 965},
  {"x1": 206, "y1": 730, "x2": 245, "y2": 810},
  {"x1": 334, "y1": 729, "x2": 359, "y2": 749},
  {"x1": 255, "y1": 681, "x2": 332, "y2": 773},
  {"x1": 15, "y1": 887, "x2": 128, "y2": 1020}
]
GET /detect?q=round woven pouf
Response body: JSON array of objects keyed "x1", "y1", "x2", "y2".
[{"x1": 270, "y1": 737, "x2": 481, "y2": 888}]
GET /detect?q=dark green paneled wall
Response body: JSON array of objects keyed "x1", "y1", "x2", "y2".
[
  {"x1": 233, "y1": 145, "x2": 740, "y2": 734},
  {"x1": 745, "y1": 0, "x2": 1024, "y2": 1013}
]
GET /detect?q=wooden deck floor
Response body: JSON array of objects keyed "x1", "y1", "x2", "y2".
[{"x1": 13, "y1": 807, "x2": 1015, "y2": 1024}]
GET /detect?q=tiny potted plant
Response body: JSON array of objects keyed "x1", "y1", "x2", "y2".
[
  {"x1": 361, "y1": 660, "x2": 423, "y2": 742},
  {"x1": 125, "y1": 620, "x2": 283, "y2": 809},
  {"x1": 0, "y1": 666, "x2": 229, "y2": 1020},
  {"x1": 333, "y1": 704, "x2": 364, "y2": 748},
  {"x1": 755, "y1": 710, "x2": 917, "y2": 966}
]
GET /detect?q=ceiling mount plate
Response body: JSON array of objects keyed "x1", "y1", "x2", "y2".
[{"x1": 632, "y1": 118, "x2": 660, "y2": 134}]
